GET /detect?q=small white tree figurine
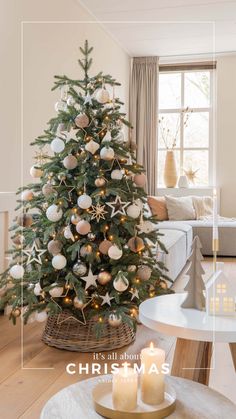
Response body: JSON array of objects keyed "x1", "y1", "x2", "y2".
[{"x1": 181, "y1": 236, "x2": 206, "y2": 310}]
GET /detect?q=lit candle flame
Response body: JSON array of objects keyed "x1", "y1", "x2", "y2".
[
  {"x1": 150, "y1": 342, "x2": 154, "y2": 350},
  {"x1": 213, "y1": 188, "x2": 217, "y2": 198}
]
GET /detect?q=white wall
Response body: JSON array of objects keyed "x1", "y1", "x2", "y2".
[
  {"x1": 0, "y1": 0, "x2": 130, "y2": 271},
  {"x1": 216, "y1": 55, "x2": 236, "y2": 217}
]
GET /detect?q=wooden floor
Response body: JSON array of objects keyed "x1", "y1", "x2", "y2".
[{"x1": 0, "y1": 258, "x2": 235, "y2": 418}]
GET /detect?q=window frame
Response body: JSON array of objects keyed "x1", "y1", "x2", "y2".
[{"x1": 158, "y1": 68, "x2": 214, "y2": 187}]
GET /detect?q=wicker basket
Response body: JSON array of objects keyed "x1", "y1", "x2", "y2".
[{"x1": 42, "y1": 310, "x2": 136, "y2": 352}]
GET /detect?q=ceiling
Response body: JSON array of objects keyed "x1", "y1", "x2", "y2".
[{"x1": 79, "y1": 0, "x2": 236, "y2": 57}]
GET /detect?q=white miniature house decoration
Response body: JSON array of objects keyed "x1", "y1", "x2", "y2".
[{"x1": 206, "y1": 262, "x2": 236, "y2": 316}]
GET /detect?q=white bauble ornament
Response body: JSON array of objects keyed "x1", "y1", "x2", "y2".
[
  {"x1": 127, "y1": 204, "x2": 141, "y2": 219},
  {"x1": 42, "y1": 183, "x2": 54, "y2": 197},
  {"x1": 34, "y1": 282, "x2": 42, "y2": 296},
  {"x1": 54, "y1": 101, "x2": 67, "y2": 112},
  {"x1": 137, "y1": 265, "x2": 152, "y2": 281},
  {"x1": 67, "y1": 96, "x2": 75, "y2": 106},
  {"x1": 73, "y1": 262, "x2": 87, "y2": 276},
  {"x1": 134, "y1": 173, "x2": 146, "y2": 187},
  {"x1": 76, "y1": 220, "x2": 91, "y2": 235},
  {"x1": 73, "y1": 297, "x2": 85, "y2": 309},
  {"x1": 108, "y1": 313, "x2": 122, "y2": 327},
  {"x1": 115, "y1": 131, "x2": 125, "y2": 143},
  {"x1": 111, "y1": 170, "x2": 123, "y2": 180},
  {"x1": 77, "y1": 194, "x2": 92, "y2": 209},
  {"x1": 49, "y1": 283, "x2": 64, "y2": 297},
  {"x1": 75, "y1": 113, "x2": 89, "y2": 128},
  {"x1": 113, "y1": 272, "x2": 129, "y2": 292},
  {"x1": 52, "y1": 254, "x2": 67, "y2": 270},
  {"x1": 30, "y1": 166, "x2": 43, "y2": 178},
  {"x1": 102, "y1": 130, "x2": 112, "y2": 142},
  {"x1": 35, "y1": 311, "x2": 47, "y2": 323},
  {"x1": 71, "y1": 214, "x2": 80, "y2": 225},
  {"x1": 96, "y1": 88, "x2": 110, "y2": 104},
  {"x1": 10, "y1": 264, "x2": 24, "y2": 279},
  {"x1": 108, "y1": 245, "x2": 123, "y2": 260},
  {"x1": 47, "y1": 240, "x2": 63, "y2": 255},
  {"x1": 63, "y1": 155, "x2": 78, "y2": 170},
  {"x1": 21, "y1": 190, "x2": 34, "y2": 201},
  {"x1": 46, "y1": 204, "x2": 63, "y2": 222},
  {"x1": 100, "y1": 146, "x2": 115, "y2": 161},
  {"x1": 85, "y1": 140, "x2": 100, "y2": 155},
  {"x1": 51, "y1": 137, "x2": 65, "y2": 153}
]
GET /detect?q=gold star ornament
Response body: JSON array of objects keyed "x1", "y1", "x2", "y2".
[{"x1": 90, "y1": 203, "x2": 108, "y2": 222}]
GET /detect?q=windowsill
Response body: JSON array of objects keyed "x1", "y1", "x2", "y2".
[{"x1": 156, "y1": 186, "x2": 217, "y2": 196}]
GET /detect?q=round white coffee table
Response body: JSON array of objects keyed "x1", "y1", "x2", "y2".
[
  {"x1": 139, "y1": 293, "x2": 236, "y2": 385},
  {"x1": 40, "y1": 375, "x2": 236, "y2": 419}
]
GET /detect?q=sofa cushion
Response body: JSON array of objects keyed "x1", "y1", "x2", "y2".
[
  {"x1": 147, "y1": 196, "x2": 168, "y2": 221},
  {"x1": 165, "y1": 195, "x2": 196, "y2": 221}
]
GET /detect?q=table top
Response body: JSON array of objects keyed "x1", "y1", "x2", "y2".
[
  {"x1": 40, "y1": 375, "x2": 236, "y2": 419},
  {"x1": 139, "y1": 293, "x2": 236, "y2": 342}
]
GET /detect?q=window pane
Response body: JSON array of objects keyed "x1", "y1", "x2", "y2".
[
  {"x1": 159, "y1": 73, "x2": 181, "y2": 109},
  {"x1": 183, "y1": 150, "x2": 209, "y2": 186},
  {"x1": 158, "y1": 149, "x2": 180, "y2": 186},
  {"x1": 158, "y1": 113, "x2": 180, "y2": 149},
  {"x1": 184, "y1": 71, "x2": 210, "y2": 108},
  {"x1": 184, "y1": 112, "x2": 209, "y2": 148}
]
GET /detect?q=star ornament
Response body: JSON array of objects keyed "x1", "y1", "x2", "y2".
[
  {"x1": 90, "y1": 204, "x2": 108, "y2": 222},
  {"x1": 84, "y1": 94, "x2": 93, "y2": 105},
  {"x1": 129, "y1": 288, "x2": 140, "y2": 301},
  {"x1": 56, "y1": 296, "x2": 93, "y2": 326},
  {"x1": 99, "y1": 292, "x2": 114, "y2": 306},
  {"x1": 106, "y1": 195, "x2": 130, "y2": 218},
  {"x1": 23, "y1": 241, "x2": 46, "y2": 265},
  {"x1": 81, "y1": 265, "x2": 98, "y2": 290}
]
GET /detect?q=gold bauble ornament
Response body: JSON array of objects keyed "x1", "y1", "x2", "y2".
[
  {"x1": 30, "y1": 165, "x2": 43, "y2": 178},
  {"x1": 21, "y1": 190, "x2": 34, "y2": 201},
  {"x1": 42, "y1": 183, "x2": 54, "y2": 197},
  {"x1": 96, "y1": 88, "x2": 110, "y2": 104},
  {"x1": 71, "y1": 214, "x2": 81, "y2": 225},
  {"x1": 95, "y1": 177, "x2": 106, "y2": 187},
  {"x1": 80, "y1": 244, "x2": 93, "y2": 257},
  {"x1": 99, "y1": 239, "x2": 112, "y2": 255},
  {"x1": 73, "y1": 297, "x2": 85, "y2": 309},
  {"x1": 128, "y1": 237, "x2": 145, "y2": 253},
  {"x1": 76, "y1": 220, "x2": 91, "y2": 235},
  {"x1": 63, "y1": 155, "x2": 78, "y2": 170},
  {"x1": 134, "y1": 173, "x2": 146, "y2": 187},
  {"x1": 75, "y1": 113, "x2": 89, "y2": 128},
  {"x1": 17, "y1": 213, "x2": 33, "y2": 227},
  {"x1": 137, "y1": 265, "x2": 152, "y2": 281},
  {"x1": 128, "y1": 265, "x2": 137, "y2": 273},
  {"x1": 47, "y1": 240, "x2": 63, "y2": 256},
  {"x1": 108, "y1": 313, "x2": 122, "y2": 327},
  {"x1": 11, "y1": 308, "x2": 21, "y2": 318},
  {"x1": 159, "y1": 280, "x2": 168, "y2": 289},
  {"x1": 97, "y1": 271, "x2": 112, "y2": 285}
]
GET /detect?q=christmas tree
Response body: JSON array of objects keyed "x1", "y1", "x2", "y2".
[
  {"x1": 0, "y1": 41, "x2": 169, "y2": 336},
  {"x1": 181, "y1": 236, "x2": 206, "y2": 310}
]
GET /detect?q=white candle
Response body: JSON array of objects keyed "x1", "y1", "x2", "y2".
[
  {"x1": 141, "y1": 343, "x2": 165, "y2": 405},
  {"x1": 213, "y1": 188, "x2": 219, "y2": 242},
  {"x1": 112, "y1": 363, "x2": 138, "y2": 411}
]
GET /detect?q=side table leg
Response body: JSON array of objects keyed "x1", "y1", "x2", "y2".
[
  {"x1": 171, "y1": 338, "x2": 212, "y2": 385},
  {"x1": 229, "y1": 343, "x2": 236, "y2": 370}
]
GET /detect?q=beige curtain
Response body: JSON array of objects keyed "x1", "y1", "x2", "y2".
[{"x1": 129, "y1": 56, "x2": 158, "y2": 195}]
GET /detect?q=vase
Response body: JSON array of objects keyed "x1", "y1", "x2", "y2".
[{"x1": 163, "y1": 150, "x2": 178, "y2": 188}]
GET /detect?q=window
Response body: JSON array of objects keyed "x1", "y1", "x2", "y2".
[{"x1": 158, "y1": 69, "x2": 214, "y2": 186}]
